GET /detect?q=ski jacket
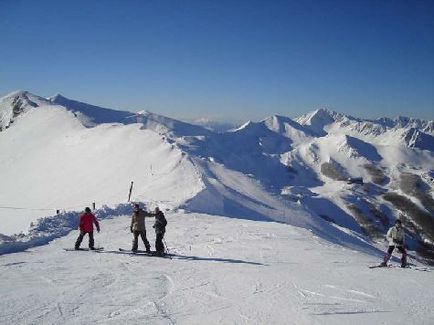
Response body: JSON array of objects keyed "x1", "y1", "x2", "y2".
[
  {"x1": 131, "y1": 209, "x2": 153, "y2": 231},
  {"x1": 386, "y1": 225, "x2": 405, "y2": 246},
  {"x1": 153, "y1": 211, "x2": 167, "y2": 234},
  {"x1": 79, "y1": 212, "x2": 100, "y2": 233}
]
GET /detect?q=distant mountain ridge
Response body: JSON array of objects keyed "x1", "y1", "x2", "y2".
[
  {"x1": 0, "y1": 91, "x2": 212, "y2": 137},
  {"x1": 296, "y1": 108, "x2": 434, "y2": 136},
  {"x1": 2, "y1": 91, "x2": 433, "y2": 140},
  {"x1": 49, "y1": 94, "x2": 133, "y2": 126}
]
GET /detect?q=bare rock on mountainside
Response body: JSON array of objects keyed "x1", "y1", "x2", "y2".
[
  {"x1": 400, "y1": 173, "x2": 434, "y2": 213},
  {"x1": 320, "y1": 160, "x2": 348, "y2": 181},
  {"x1": 383, "y1": 192, "x2": 434, "y2": 246},
  {"x1": 0, "y1": 91, "x2": 51, "y2": 130},
  {"x1": 347, "y1": 204, "x2": 381, "y2": 238},
  {"x1": 401, "y1": 128, "x2": 434, "y2": 151},
  {"x1": 364, "y1": 163, "x2": 388, "y2": 185}
]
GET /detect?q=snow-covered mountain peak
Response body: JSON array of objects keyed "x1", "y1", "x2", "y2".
[
  {"x1": 297, "y1": 108, "x2": 343, "y2": 123},
  {"x1": 47, "y1": 94, "x2": 133, "y2": 127},
  {"x1": 136, "y1": 110, "x2": 213, "y2": 137},
  {"x1": 263, "y1": 114, "x2": 295, "y2": 130},
  {"x1": 400, "y1": 128, "x2": 434, "y2": 151},
  {"x1": 233, "y1": 120, "x2": 254, "y2": 132},
  {"x1": 261, "y1": 114, "x2": 316, "y2": 143},
  {"x1": 2, "y1": 90, "x2": 51, "y2": 106},
  {"x1": 48, "y1": 95, "x2": 212, "y2": 137},
  {"x1": 48, "y1": 93, "x2": 68, "y2": 102},
  {"x1": 370, "y1": 115, "x2": 434, "y2": 134},
  {"x1": 329, "y1": 134, "x2": 383, "y2": 162},
  {"x1": 4, "y1": 90, "x2": 30, "y2": 98},
  {"x1": 233, "y1": 115, "x2": 309, "y2": 135},
  {"x1": 294, "y1": 107, "x2": 434, "y2": 150},
  {"x1": 295, "y1": 108, "x2": 352, "y2": 136},
  {"x1": 0, "y1": 91, "x2": 212, "y2": 138},
  {"x1": 0, "y1": 90, "x2": 52, "y2": 130}
]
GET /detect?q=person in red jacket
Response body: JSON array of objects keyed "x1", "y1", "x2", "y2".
[{"x1": 75, "y1": 207, "x2": 100, "y2": 250}]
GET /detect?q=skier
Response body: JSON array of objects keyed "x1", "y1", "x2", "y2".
[
  {"x1": 75, "y1": 207, "x2": 100, "y2": 250},
  {"x1": 130, "y1": 203, "x2": 152, "y2": 252},
  {"x1": 152, "y1": 207, "x2": 167, "y2": 255},
  {"x1": 380, "y1": 219, "x2": 407, "y2": 267}
]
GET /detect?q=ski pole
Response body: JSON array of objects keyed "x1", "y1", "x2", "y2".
[
  {"x1": 163, "y1": 238, "x2": 172, "y2": 259},
  {"x1": 407, "y1": 253, "x2": 420, "y2": 265}
]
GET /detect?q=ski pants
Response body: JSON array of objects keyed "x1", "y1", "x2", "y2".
[
  {"x1": 383, "y1": 245, "x2": 407, "y2": 265},
  {"x1": 132, "y1": 230, "x2": 150, "y2": 251},
  {"x1": 75, "y1": 231, "x2": 94, "y2": 249},
  {"x1": 155, "y1": 232, "x2": 165, "y2": 253}
]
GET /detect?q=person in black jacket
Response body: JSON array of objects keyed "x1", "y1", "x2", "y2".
[{"x1": 152, "y1": 207, "x2": 167, "y2": 255}]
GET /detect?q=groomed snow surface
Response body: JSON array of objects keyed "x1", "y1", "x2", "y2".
[{"x1": 1, "y1": 212, "x2": 433, "y2": 325}]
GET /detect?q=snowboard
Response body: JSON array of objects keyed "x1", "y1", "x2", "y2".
[
  {"x1": 64, "y1": 247, "x2": 104, "y2": 252},
  {"x1": 368, "y1": 264, "x2": 387, "y2": 269},
  {"x1": 118, "y1": 248, "x2": 170, "y2": 257}
]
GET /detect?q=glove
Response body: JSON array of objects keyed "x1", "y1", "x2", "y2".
[
  {"x1": 97, "y1": 228, "x2": 100, "y2": 233},
  {"x1": 130, "y1": 227, "x2": 133, "y2": 233}
]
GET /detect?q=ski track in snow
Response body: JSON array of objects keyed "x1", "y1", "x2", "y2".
[{"x1": 1, "y1": 212, "x2": 433, "y2": 324}]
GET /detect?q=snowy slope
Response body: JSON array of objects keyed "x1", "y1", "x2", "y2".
[
  {"x1": 50, "y1": 94, "x2": 212, "y2": 137},
  {"x1": 1, "y1": 212, "x2": 433, "y2": 325},
  {"x1": 0, "y1": 103, "x2": 202, "y2": 235},
  {"x1": 49, "y1": 94, "x2": 133, "y2": 126}
]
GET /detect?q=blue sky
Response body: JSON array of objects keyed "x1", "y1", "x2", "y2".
[{"x1": 1, "y1": 0, "x2": 433, "y2": 121}]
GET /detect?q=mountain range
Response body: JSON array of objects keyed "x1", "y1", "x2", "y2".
[{"x1": 1, "y1": 90, "x2": 433, "y2": 263}]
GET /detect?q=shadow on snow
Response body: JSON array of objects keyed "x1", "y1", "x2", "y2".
[{"x1": 99, "y1": 250, "x2": 266, "y2": 266}]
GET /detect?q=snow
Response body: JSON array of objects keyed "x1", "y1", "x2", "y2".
[
  {"x1": 1, "y1": 212, "x2": 433, "y2": 324},
  {"x1": 1, "y1": 90, "x2": 434, "y2": 324},
  {"x1": 0, "y1": 105, "x2": 202, "y2": 235},
  {"x1": 0, "y1": 91, "x2": 51, "y2": 130}
]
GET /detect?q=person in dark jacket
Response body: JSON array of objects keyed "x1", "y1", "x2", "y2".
[
  {"x1": 75, "y1": 207, "x2": 100, "y2": 250},
  {"x1": 152, "y1": 207, "x2": 167, "y2": 255},
  {"x1": 130, "y1": 203, "x2": 152, "y2": 252}
]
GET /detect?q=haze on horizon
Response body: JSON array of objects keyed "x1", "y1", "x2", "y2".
[{"x1": 0, "y1": 0, "x2": 433, "y2": 122}]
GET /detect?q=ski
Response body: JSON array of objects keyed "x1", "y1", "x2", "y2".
[
  {"x1": 368, "y1": 264, "x2": 431, "y2": 272},
  {"x1": 400, "y1": 265, "x2": 431, "y2": 272},
  {"x1": 64, "y1": 247, "x2": 104, "y2": 251}
]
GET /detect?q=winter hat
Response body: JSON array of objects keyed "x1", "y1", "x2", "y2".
[{"x1": 85, "y1": 207, "x2": 91, "y2": 213}]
